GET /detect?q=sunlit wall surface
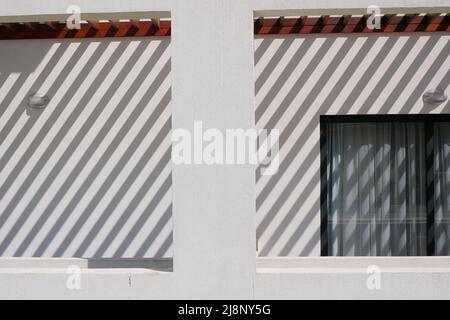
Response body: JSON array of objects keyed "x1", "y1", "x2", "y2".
[
  {"x1": 255, "y1": 33, "x2": 450, "y2": 256},
  {"x1": 0, "y1": 38, "x2": 172, "y2": 258}
]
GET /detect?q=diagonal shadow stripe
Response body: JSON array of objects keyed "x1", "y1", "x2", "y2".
[
  {"x1": 0, "y1": 41, "x2": 101, "y2": 228},
  {"x1": 259, "y1": 170, "x2": 319, "y2": 255},
  {"x1": 255, "y1": 37, "x2": 297, "y2": 96},
  {"x1": 0, "y1": 42, "x2": 86, "y2": 171},
  {"x1": 403, "y1": 44, "x2": 450, "y2": 113},
  {"x1": 254, "y1": 37, "x2": 273, "y2": 67},
  {"x1": 256, "y1": 36, "x2": 405, "y2": 218},
  {"x1": 8, "y1": 41, "x2": 153, "y2": 257},
  {"x1": 33, "y1": 58, "x2": 171, "y2": 257},
  {"x1": 153, "y1": 230, "x2": 173, "y2": 258},
  {"x1": 255, "y1": 33, "x2": 446, "y2": 256},
  {"x1": 357, "y1": 36, "x2": 420, "y2": 114},
  {"x1": 52, "y1": 79, "x2": 170, "y2": 257},
  {"x1": 1, "y1": 38, "x2": 173, "y2": 258},
  {"x1": 255, "y1": 37, "x2": 332, "y2": 124},
  {"x1": 420, "y1": 70, "x2": 450, "y2": 113},
  {"x1": 332, "y1": 36, "x2": 399, "y2": 115},
  {"x1": 0, "y1": 41, "x2": 117, "y2": 254},
  {"x1": 256, "y1": 36, "x2": 361, "y2": 221},
  {"x1": 0, "y1": 73, "x2": 28, "y2": 121},
  {"x1": 92, "y1": 147, "x2": 171, "y2": 257},
  {"x1": 0, "y1": 44, "x2": 71, "y2": 175},
  {"x1": 0, "y1": 42, "x2": 70, "y2": 148},
  {"x1": 113, "y1": 174, "x2": 172, "y2": 257},
  {"x1": 256, "y1": 35, "x2": 380, "y2": 181},
  {"x1": 254, "y1": 37, "x2": 336, "y2": 183},
  {"x1": 379, "y1": 36, "x2": 441, "y2": 114},
  {"x1": 134, "y1": 203, "x2": 172, "y2": 258},
  {"x1": 17, "y1": 40, "x2": 168, "y2": 256},
  {"x1": 73, "y1": 108, "x2": 172, "y2": 257},
  {"x1": 20, "y1": 83, "x2": 169, "y2": 258},
  {"x1": 0, "y1": 74, "x2": 9, "y2": 96}
]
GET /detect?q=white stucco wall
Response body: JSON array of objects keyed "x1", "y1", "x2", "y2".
[
  {"x1": 0, "y1": 37, "x2": 172, "y2": 258},
  {"x1": 0, "y1": 0, "x2": 449, "y2": 300},
  {"x1": 256, "y1": 32, "x2": 450, "y2": 257}
]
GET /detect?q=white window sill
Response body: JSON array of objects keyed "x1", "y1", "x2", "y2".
[
  {"x1": 256, "y1": 256, "x2": 450, "y2": 273},
  {"x1": 0, "y1": 257, "x2": 173, "y2": 273}
]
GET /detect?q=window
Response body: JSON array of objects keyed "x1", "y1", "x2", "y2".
[{"x1": 320, "y1": 114, "x2": 450, "y2": 256}]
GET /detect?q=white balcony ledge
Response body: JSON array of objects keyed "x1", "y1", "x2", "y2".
[
  {"x1": 257, "y1": 256, "x2": 450, "y2": 270},
  {"x1": 0, "y1": 257, "x2": 173, "y2": 272}
]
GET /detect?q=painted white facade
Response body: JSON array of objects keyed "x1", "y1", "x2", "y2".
[
  {"x1": 0, "y1": 38, "x2": 172, "y2": 259},
  {"x1": 0, "y1": 0, "x2": 449, "y2": 299},
  {"x1": 256, "y1": 32, "x2": 450, "y2": 257}
]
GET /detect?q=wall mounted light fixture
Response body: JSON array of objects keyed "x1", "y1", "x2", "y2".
[
  {"x1": 27, "y1": 93, "x2": 50, "y2": 109},
  {"x1": 423, "y1": 88, "x2": 448, "y2": 106}
]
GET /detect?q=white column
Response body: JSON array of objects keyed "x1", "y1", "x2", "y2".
[{"x1": 171, "y1": 0, "x2": 256, "y2": 299}]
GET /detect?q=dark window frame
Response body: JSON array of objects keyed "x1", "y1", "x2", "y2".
[{"x1": 320, "y1": 113, "x2": 450, "y2": 256}]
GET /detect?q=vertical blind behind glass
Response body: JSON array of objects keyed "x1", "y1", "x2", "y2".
[
  {"x1": 434, "y1": 122, "x2": 450, "y2": 255},
  {"x1": 326, "y1": 122, "x2": 427, "y2": 256}
]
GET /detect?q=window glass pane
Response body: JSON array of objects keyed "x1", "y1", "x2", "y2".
[
  {"x1": 434, "y1": 122, "x2": 450, "y2": 256},
  {"x1": 327, "y1": 122, "x2": 427, "y2": 256}
]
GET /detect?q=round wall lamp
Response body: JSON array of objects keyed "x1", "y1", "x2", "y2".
[
  {"x1": 27, "y1": 93, "x2": 50, "y2": 109},
  {"x1": 422, "y1": 88, "x2": 447, "y2": 106}
]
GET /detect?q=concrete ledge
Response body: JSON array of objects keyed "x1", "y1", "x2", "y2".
[
  {"x1": 0, "y1": 257, "x2": 173, "y2": 271},
  {"x1": 254, "y1": 271, "x2": 450, "y2": 299},
  {"x1": 0, "y1": 271, "x2": 175, "y2": 299},
  {"x1": 1, "y1": 257, "x2": 450, "y2": 298},
  {"x1": 257, "y1": 256, "x2": 450, "y2": 269},
  {"x1": 255, "y1": 257, "x2": 450, "y2": 299},
  {"x1": 0, "y1": 258, "x2": 174, "y2": 299}
]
